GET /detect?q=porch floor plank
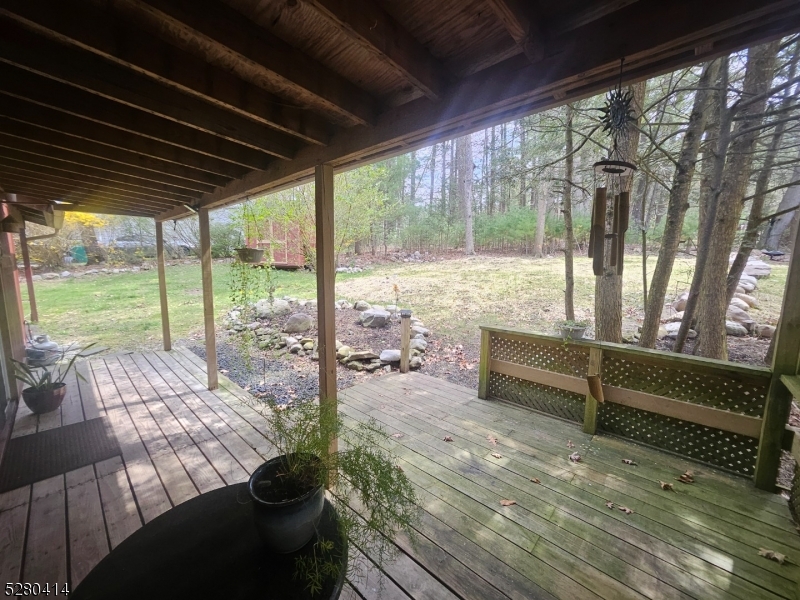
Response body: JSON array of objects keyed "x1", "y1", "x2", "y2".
[{"x1": 1, "y1": 351, "x2": 798, "y2": 599}]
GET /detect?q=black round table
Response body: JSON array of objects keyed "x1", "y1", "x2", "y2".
[{"x1": 74, "y1": 483, "x2": 347, "y2": 600}]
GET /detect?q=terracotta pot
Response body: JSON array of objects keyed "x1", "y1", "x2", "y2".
[
  {"x1": 248, "y1": 454, "x2": 325, "y2": 554},
  {"x1": 22, "y1": 382, "x2": 67, "y2": 414},
  {"x1": 236, "y1": 248, "x2": 265, "y2": 264}
]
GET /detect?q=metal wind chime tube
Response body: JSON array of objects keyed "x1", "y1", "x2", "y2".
[{"x1": 590, "y1": 59, "x2": 637, "y2": 277}]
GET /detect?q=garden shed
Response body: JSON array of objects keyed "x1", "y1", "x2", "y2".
[{"x1": 1, "y1": 1, "x2": 800, "y2": 598}]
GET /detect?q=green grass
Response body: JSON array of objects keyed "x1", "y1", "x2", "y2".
[{"x1": 21, "y1": 256, "x2": 788, "y2": 353}]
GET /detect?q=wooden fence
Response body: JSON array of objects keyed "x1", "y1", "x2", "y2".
[{"x1": 478, "y1": 326, "x2": 777, "y2": 477}]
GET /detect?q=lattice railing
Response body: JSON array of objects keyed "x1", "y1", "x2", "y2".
[{"x1": 478, "y1": 327, "x2": 772, "y2": 476}]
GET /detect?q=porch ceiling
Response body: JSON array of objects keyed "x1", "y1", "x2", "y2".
[{"x1": 0, "y1": 0, "x2": 797, "y2": 220}]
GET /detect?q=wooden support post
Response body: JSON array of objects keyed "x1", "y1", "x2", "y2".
[
  {"x1": 583, "y1": 347, "x2": 603, "y2": 434},
  {"x1": 400, "y1": 310, "x2": 411, "y2": 373},
  {"x1": 478, "y1": 329, "x2": 491, "y2": 399},
  {"x1": 155, "y1": 221, "x2": 171, "y2": 351},
  {"x1": 315, "y1": 163, "x2": 337, "y2": 458},
  {"x1": 18, "y1": 227, "x2": 38, "y2": 323},
  {"x1": 198, "y1": 208, "x2": 218, "y2": 391},
  {"x1": 755, "y1": 219, "x2": 800, "y2": 490}
]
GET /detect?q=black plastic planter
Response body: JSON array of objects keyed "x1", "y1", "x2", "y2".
[
  {"x1": 248, "y1": 455, "x2": 325, "y2": 554},
  {"x1": 236, "y1": 248, "x2": 265, "y2": 264}
]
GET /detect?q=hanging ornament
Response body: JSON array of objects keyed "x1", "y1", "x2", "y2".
[{"x1": 589, "y1": 59, "x2": 637, "y2": 277}]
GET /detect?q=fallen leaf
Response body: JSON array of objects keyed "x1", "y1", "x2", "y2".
[
  {"x1": 659, "y1": 481, "x2": 675, "y2": 491},
  {"x1": 569, "y1": 452, "x2": 581, "y2": 463},
  {"x1": 567, "y1": 440, "x2": 575, "y2": 449},
  {"x1": 500, "y1": 499, "x2": 517, "y2": 507},
  {"x1": 530, "y1": 478, "x2": 541, "y2": 484},
  {"x1": 396, "y1": 465, "x2": 404, "y2": 473},
  {"x1": 443, "y1": 436, "x2": 454, "y2": 442},
  {"x1": 605, "y1": 501, "x2": 615, "y2": 509},
  {"x1": 759, "y1": 548, "x2": 787, "y2": 564},
  {"x1": 618, "y1": 506, "x2": 634, "y2": 515},
  {"x1": 391, "y1": 433, "x2": 404, "y2": 439},
  {"x1": 676, "y1": 471, "x2": 695, "y2": 484},
  {"x1": 621, "y1": 459, "x2": 637, "y2": 466},
  {"x1": 491, "y1": 452, "x2": 503, "y2": 459},
  {"x1": 487, "y1": 435, "x2": 498, "y2": 446}
]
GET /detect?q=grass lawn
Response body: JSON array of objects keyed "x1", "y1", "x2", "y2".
[{"x1": 21, "y1": 255, "x2": 788, "y2": 352}]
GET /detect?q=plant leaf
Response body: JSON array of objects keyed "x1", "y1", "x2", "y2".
[
  {"x1": 605, "y1": 501, "x2": 615, "y2": 509},
  {"x1": 443, "y1": 436, "x2": 454, "y2": 442},
  {"x1": 569, "y1": 452, "x2": 581, "y2": 463},
  {"x1": 391, "y1": 433, "x2": 404, "y2": 439},
  {"x1": 530, "y1": 477, "x2": 541, "y2": 484},
  {"x1": 621, "y1": 459, "x2": 637, "y2": 466},
  {"x1": 491, "y1": 452, "x2": 502, "y2": 459},
  {"x1": 659, "y1": 481, "x2": 675, "y2": 491},
  {"x1": 567, "y1": 440, "x2": 575, "y2": 449},
  {"x1": 676, "y1": 470, "x2": 695, "y2": 484},
  {"x1": 500, "y1": 499, "x2": 516, "y2": 507},
  {"x1": 759, "y1": 548, "x2": 787, "y2": 564}
]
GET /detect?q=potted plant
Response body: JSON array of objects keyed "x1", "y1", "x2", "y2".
[
  {"x1": 12, "y1": 343, "x2": 93, "y2": 414},
  {"x1": 234, "y1": 201, "x2": 267, "y2": 264},
  {"x1": 557, "y1": 319, "x2": 589, "y2": 340},
  {"x1": 245, "y1": 398, "x2": 419, "y2": 597}
]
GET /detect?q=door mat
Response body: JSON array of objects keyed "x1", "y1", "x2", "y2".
[{"x1": 0, "y1": 417, "x2": 120, "y2": 493}]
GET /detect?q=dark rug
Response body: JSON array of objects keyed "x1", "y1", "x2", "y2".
[{"x1": 0, "y1": 417, "x2": 120, "y2": 493}]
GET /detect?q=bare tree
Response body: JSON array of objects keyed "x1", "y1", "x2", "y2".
[
  {"x1": 457, "y1": 134, "x2": 475, "y2": 254},
  {"x1": 563, "y1": 104, "x2": 576, "y2": 321}
]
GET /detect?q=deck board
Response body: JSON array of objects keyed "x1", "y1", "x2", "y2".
[{"x1": 1, "y1": 352, "x2": 798, "y2": 599}]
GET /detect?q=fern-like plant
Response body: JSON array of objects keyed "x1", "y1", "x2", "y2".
[
  {"x1": 245, "y1": 397, "x2": 419, "y2": 596},
  {"x1": 12, "y1": 343, "x2": 93, "y2": 391}
]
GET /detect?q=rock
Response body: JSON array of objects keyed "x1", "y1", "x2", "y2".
[
  {"x1": 347, "y1": 351, "x2": 379, "y2": 362},
  {"x1": 335, "y1": 340, "x2": 343, "y2": 350},
  {"x1": 380, "y1": 349, "x2": 401, "y2": 362},
  {"x1": 354, "y1": 300, "x2": 371, "y2": 311},
  {"x1": 60, "y1": 271, "x2": 71, "y2": 278},
  {"x1": 284, "y1": 313, "x2": 313, "y2": 333},
  {"x1": 336, "y1": 299, "x2": 353, "y2": 309},
  {"x1": 754, "y1": 324, "x2": 775, "y2": 339},
  {"x1": 740, "y1": 273, "x2": 758, "y2": 286},
  {"x1": 729, "y1": 298, "x2": 750, "y2": 312},
  {"x1": 725, "y1": 321, "x2": 748, "y2": 337},
  {"x1": 738, "y1": 280, "x2": 756, "y2": 293},
  {"x1": 337, "y1": 346, "x2": 353, "y2": 359},
  {"x1": 658, "y1": 326, "x2": 668, "y2": 338},
  {"x1": 736, "y1": 286, "x2": 746, "y2": 294},
  {"x1": 364, "y1": 363, "x2": 383, "y2": 372},
  {"x1": 284, "y1": 336, "x2": 299, "y2": 347},
  {"x1": 258, "y1": 341, "x2": 271, "y2": 350},
  {"x1": 347, "y1": 361, "x2": 365, "y2": 371},
  {"x1": 385, "y1": 304, "x2": 398, "y2": 314},
  {"x1": 734, "y1": 293, "x2": 758, "y2": 308},
  {"x1": 73, "y1": 272, "x2": 85, "y2": 278},
  {"x1": 410, "y1": 356, "x2": 423, "y2": 369},
  {"x1": 247, "y1": 322, "x2": 260, "y2": 330},
  {"x1": 31, "y1": 274, "x2": 42, "y2": 281},
  {"x1": 383, "y1": 365, "x2": 392, "y2": 373},
  {"x1": 663, "y1": 322, "x2": 696, "y2": 339},
  {"x1": 306, "y1": 299, "x2": 317, "y2": 308},
  {"x1": 671, "y1": 292, "x2": 689, "y2": 312},
  {"x1": 300, "y1": 337, "x2": 314, "y2": 344},
  {"x1": 255, "y1": 299, "x2": 291, "y2": 318},
  {"x1": 360, "y1": 309, "x2": 390, "y2": 328},
  {"x1": 726, "y1": 306, "x2": 754, "y2": 326},
  {"x1": 371, "y1": 304, "x2": 385, "y2": 311},
  {"x1": 409, "y1": 338, "x2": 428, "y2": 352},
  {"x1": 666, "y1": 311, "x2": 684, "y2": 323},
  {"x1": 303, "y1": 342, "x2": 314, "y2": 350},
  {"x1": 411, "y1": 325, "x2": 430, "y2": 337},
  {"x1": 289, "y1": 343, "x2": 303, "y2": 354},
  {"x1": 411, "y1": 349, "x2": 421, "y2": 357},
  {"x1": 298, "y1": 300, "x2": 307, "y2": 307},
  {"x1": 274, "y1": 348, "x2": 288, "y2": 358},
  {"x1": 311, "y1": 352, "x2": 319, "y2": 361},
  {"x1": 413, "y1": 333, "x2": 425, "y2": 340}
]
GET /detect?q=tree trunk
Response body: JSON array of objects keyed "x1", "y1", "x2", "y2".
[
  {"x1": 639, "y1": 61, "x2": 720, "y2": 348},
  {"x1": 457, "y1": 134, "x2": 476, "y2": 255},
  {"x1": 564, "y1": 104, "x2": 576, "y2": 321},
  {"x1": 693, "y1": 42, "x2": 779, "y2": 359},
  {"x1": 726, "y1": 50, "x2": 796, "y2": 303},
  {"x1": 533, "y1": 193, "x2": 546, "y2": 258},
  {"x1": 761, "y1": 162, "x2": 800, "y2": 249},
  {"x1": 429, "y1": 144, "x2": 436, "y2": 208},
  {"x1": 440, "y1": 141, "x2": 448, "y2": 217},
  {"x1": 595, "y1": 81, "x2": 646, "y2": 343}
]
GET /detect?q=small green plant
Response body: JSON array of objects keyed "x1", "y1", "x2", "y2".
[
  {"x1": 247, "y1": 398, "x2": 419, "y2": 596},
  {"x1": 557, "y1": 319, "x2": 589, "y2": 328},
  {"x1": 229, "y1": 261, "x2": 275, "y2": 319},
  {"x1": 12, "y1": 343, "x2": 94, "y2": 391}
]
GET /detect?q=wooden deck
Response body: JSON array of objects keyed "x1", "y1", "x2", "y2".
[{"x1": 1, "y1": 348, "x2": 799, "y2": 600}]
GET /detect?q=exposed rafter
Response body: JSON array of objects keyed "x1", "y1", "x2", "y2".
[
  {"x1": 484, "y1": 0, "x2": 545, "y2": 63},
  {"x1": 0, "y1": 0, "x2": 331, "y2": 146},
  {"x1": 302, "y1": 0, "x2": 448, "y2": 100},
  {"x1": 109, "y1": 0, "x2": 378, "y2": 127}
]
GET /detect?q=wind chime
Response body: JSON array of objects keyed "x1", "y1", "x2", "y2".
[{"x1": 589, "y1": 61, "x2": 637, "y2": 277}]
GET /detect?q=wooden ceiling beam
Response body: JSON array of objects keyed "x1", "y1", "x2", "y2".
[
  {"x1": 484, "y1": 0, "x2": 545, "y2": 63},
  {"x1": 161, "y1": 0, "x2": 800, "y2": 221},
  {"x1": 0, "y1": 101, "x2": 252, "y2": 179},
  {"x1": 0, "y1": 0, "x2": 330, "y2": 146},
  {"x1": 0, "y1": 150, "x2": 200, "y2": 201},
  {"x1": 302, "y1": 0, "x2": 448, "y2": 101},
  {"x1": 110, "y1": 0, "x2": 377, "y2": 127},
  {"x1": 0, "y1": 133, "x2": 216, "y2": 195},
  {"x1": 549, "y1": 0, "x2": 640, "y2": 35},
  {"x1": 0, "y1": 119, "x2": 231, "y2": 189},
  {"x1": 0, "y1": 184, "x2": 164, "y2": 217},
  {"x1": 0, "y1": 19, "x2": 302, "y2": 159},
  {"x1": 0, "y1": 65, "x2": 279, "y2": 169},
  {"x1": 58, "y1": 204, "x2": 160, "y2": 217},
  {"x1": 0, "y1": 169, "x2": 181, "y2": 209}
]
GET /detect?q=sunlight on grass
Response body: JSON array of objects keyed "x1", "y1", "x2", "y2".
[{"x1": 20, "y1": 256, "x2": 787, "y2": 353}]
